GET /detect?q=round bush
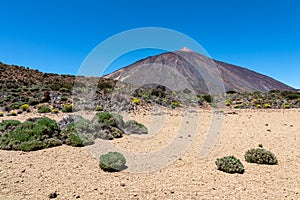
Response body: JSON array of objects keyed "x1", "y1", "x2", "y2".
[
  {"x1": 96, "y1": 105, "x2": 103, "y2": 111},
  {"x1": 10, "y1": 111, "x2": 17, "y2": 116},
  {"x1": 244, "y1": 148, "x2": 278, "y2": 165},
  {"x1": 92, "y1": 112, "x2": 124, "y2": 129},
  {"x1": 0, "y1": 117, "x2": 61, "y2": 151},
  {"x1": 215, "y1": 156, "x2": 245, "y2": 174},
  {"x1": 38, "y1": 106, "x2": 51, "y2": 113},
  {"x1": 124, "y1": 120, "x2": 148, "y2": 134},
  {"x1": 20, "y1": 104, "x2": 30, "y2": 111},
  {"x1": 51, "y1": 108, "x2": 59, "y2": 113},
  {"x1": 62, "y1": 104, "x2": 77, "y2": 113},
  {"x1": 65, "y1": 133, "x2": 94, "y2": 147},
  {"x1": 99, "y1": 152, "x2": 126, "y2": 172}
]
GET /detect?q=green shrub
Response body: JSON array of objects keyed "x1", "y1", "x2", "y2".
[
  {"x1": 10, "y1": 111, "x2": 17, "y2": 116},
  {"x1": 44, "y1": 138, "x2": 63, "y2": 148},
  {"x1": 141, "y1": 94, "x2": 149, "y2": 101},
  {"x1": 28, "y1": 98, "x2": 39, "y2": 106},
  {"x1": 0, "y1": 120, "x2": 21, "y2": 132},
  {"x1": 256, "y1": 104, "x2": 262, "y2": 109},
  {"x1": 91, "y1": 112, "x2": 125, "y2": 140},
  {"x1": 99, "y1": 152, "x2": 126, "y2": 172},
  {"x1": 283, "y1": 103, "x2": 290, "y2": 109},
  {"x1": 124, "y1": 120, "x2": 148, "y2": 134},
  {"x1": 29, "y1": 87, "x2": 40, "y2": 92},
  {"x1": 0, "y1": 112, "x2": 3, "y2": 117},
  {"x1": 61, "y1": 116, "x2": 95, "y2": 146},
  {"x1": 264, "y1": 103, "x2": 272, "y2": 108},
  {"x1": 20, "y1": 104, "x2": 30, "y2": 111},
  {"x1": 11, "y1": 93, "x2": 19, "y2": 97},
  {"x1": 93, "y1": 112, "x2": 124, "y2": 128},
  {"x1": 38, "y1": 106, "x2": 51, "y2": 113},
  {"x1": 65, "y1": 133, "x2": 94, "y2": 147},
  {"x1": 96, "y1": 105, "x2": 103, "y2": 111},
  {"x1": 202, "y1": 94, "x2": 212, "y2": 103},
  {"x1": 225, "y1": 99, "x2": 231, "y2": 106},
  {"x1": 59, "y1": 87, "x2": 71, "y2": 93},
  {"x1": 226, "y1": 90, "x2": 238, "y2": 94},
  {"x1": 245, "y1": 147, "x2": 278, "y2": 165},
  {"x1": 171, "y1": 101, "x2": 180, "y2": 109},
  {"x1": 132, "y1": 98, "x2": 140, "y2": 104},
  {"x1": 62, "y1": 104, "x2": 75, "y2": 113},
  {"x1": 269, "y1": 89, "x2": 280, "y2": 94},
  {"x1": 97, "y1": 81, "x2": 115, "y2": 90},
  {"x1": 10, "y1": 101, "x2": 25, "y2": 110},
  {"x1": 20, "y1": 140, "x2": 44, "y2": 151},
  {"x1": 62, "y1": 117, "x2": 96, "y2": 135},
  {"x1": 0, "y1": 117, "x2": 61, "y2": 151},
  {"x1": 285, "y1": 93, "x2": 300, "y2": 100},
  {"x1": 215, "y1": 156, "x2": 245, "y2": 174},
  {"x1": 51, "y1": 108, "x2": 59, "y2": 113},
  {"x1": 60, "y1": 96, "x2": 68, "y2": 101}
]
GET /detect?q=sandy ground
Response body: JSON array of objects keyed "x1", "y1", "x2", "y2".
[{"x1": 0, "y1": 109, "x2": 299, "y2": 199}]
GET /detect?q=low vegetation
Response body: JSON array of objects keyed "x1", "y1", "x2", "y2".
[
  {"x1": 245, "y1": 146, "x2": 278, "y2": 165},
  {"x1": 124, "y1": 120, "x2": 148, "y2": 134},
  {"x1": 91, "y1": 112, "x2": 124, "y2": 140},
  {"x1": 62, "y1": 104, "x2": 74, "y2": 113},
  {"x1": 0, "y1": 117, "x2": 61, "y2": 151},
  {"x1": 215, "y1": 156, "x2": 245, "y2": 174},
  {"x1": 38, "y1": 106, "x2": 51, "y2": 113},
  {"x1": 99, "y1": 151, "x2": 126, "y2": 172}
]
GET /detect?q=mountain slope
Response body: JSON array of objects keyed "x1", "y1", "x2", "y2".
[{"x1": 105, "y1": 48, "x2": 295, "y2": 93}]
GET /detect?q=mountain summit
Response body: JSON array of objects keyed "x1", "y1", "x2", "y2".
[
  {"x1": 180, "y1": 47, "x2": 193, "y2": 52},
  {"x1": 104, "y1": 49, "x2": 295, "y2": 93}
]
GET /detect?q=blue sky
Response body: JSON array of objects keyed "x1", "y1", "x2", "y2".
[{"x1": 0, "y1": 0, "x2": 299, "y2": 88}]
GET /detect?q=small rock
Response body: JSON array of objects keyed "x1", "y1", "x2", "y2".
[
  {"x1": 120, "y1": 182, "x2": 126, "y2": 187},
  {"x1": 48, "y1": 192, "x2": 58, "y2": 199},
  {"x1": 76, "y1": 195, "x2": 80, "y2": 198},
  {"x1": 265, "y1": 124, "x2": 268, "y2": 126},
  {"x1": 267, "y1": 129, "x2": 271, "y2": 132}
]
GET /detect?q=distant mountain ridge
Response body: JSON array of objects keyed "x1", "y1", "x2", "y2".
[{"x1": 105, "y1": 48, "x2": 296, "y2": 93}]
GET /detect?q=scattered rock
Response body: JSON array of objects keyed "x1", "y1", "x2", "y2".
[
  {"x1": 48, "y1": 192, "x2": 58, "y2": 199},
  {"x1": 41, "y1": 91, "x2": 51, "y2": 103},
  {"x1": 120, "y1": 182, "x2": 126, "y2": 187}
]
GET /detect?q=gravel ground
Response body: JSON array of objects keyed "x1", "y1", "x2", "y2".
[{"x1": 0, "y1": 109, "x2": 299, "y2": 199}]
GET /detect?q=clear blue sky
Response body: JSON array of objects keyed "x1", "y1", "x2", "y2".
[{"x1": 0, "y1": 0, "x2": 299, "y2": 88}]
